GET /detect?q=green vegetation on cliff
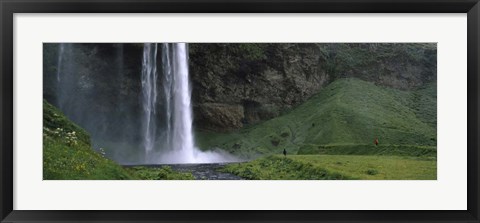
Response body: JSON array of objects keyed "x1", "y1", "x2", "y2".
[
  {"x1": 196, "y1": 78, "x2": 436, "y2": 158},
  {"x1": 319, "y1": 43, "x2": 436, "y2": 82}
]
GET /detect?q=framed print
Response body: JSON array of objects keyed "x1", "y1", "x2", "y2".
[{"x1": 1, "y1": 0, "x2": 479, "y2": 222}]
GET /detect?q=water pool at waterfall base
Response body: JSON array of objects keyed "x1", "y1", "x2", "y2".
[
  {"x1": 149, "y1": 148, "x2": 242, "y2": 164},
  {"x1": 125, "y1": 163, "x2": 245, "y2": 180}
]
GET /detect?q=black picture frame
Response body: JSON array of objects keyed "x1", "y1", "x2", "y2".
[{"x1": 1, "y1": 0, "x2": 479, "y2": 222}]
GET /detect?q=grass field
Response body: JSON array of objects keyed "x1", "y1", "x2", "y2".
[
  {"x1": 222, "y1": 155, "x2": 436, "y2": 180},
  {"x1": 196, "y1": 78, "x2": 437, "y2": 159},
  {"x1": 297, "y1": 144, "x2": 436, "y2": 157}
]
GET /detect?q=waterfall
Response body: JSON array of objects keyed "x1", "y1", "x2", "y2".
[
  {"x1": 157, "y1": 43, "x2": 196, "y2": 162},
  {"x1": 162, "y1": 43, "x2": 173, "y2": 152},
  {"x1": 53, "y1": 42, "x2": 237, "y2": 164},
  {"x1": 142, "y1": 43, "x2": 238, "y2": 164},
  {"x1": 171, "y1": 43, "x2": 195, "y2": 161},
  {"x1": 56, "y1": 43, "x2": 65, "y2": 82},
  {"x1": 56, "y1": 43, "x2": 74, "y2": 112},
  {"x1": 141, "y1": 43, "x2": 158, "y2": 162}
]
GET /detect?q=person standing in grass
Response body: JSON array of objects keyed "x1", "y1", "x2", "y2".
[
  {"x1": 283, "y1": 148, "x2": 287, "y2": 157},
  {"x1": 374, "y1": 138, "x2": 379, "y2": 146}
]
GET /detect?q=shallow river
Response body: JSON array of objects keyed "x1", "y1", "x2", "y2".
[{"x1": 131, "y1": 163, "x2": 244, "y2": 180}]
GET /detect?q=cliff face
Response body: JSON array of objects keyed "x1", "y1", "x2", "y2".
[
  {"x1": 43, "y1": 43, "x2": 436, "y2": 134},
  {"x1": 189, "y1": 44, "x2": 329, "y2": 131},
  {"x1": 189, "y1": 43, "x2": 436, "y2": 131}
]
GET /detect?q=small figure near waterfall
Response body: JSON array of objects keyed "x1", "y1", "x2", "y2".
[{"x1": 283, "y1": 148, "x2": 287, "y2": 157}]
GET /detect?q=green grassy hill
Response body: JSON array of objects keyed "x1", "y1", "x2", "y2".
[
  {"x1": 43, "y1": 100, "x2": 194, "y2": 180},
  {"x1": 196, "y1": 78, "x2": 436, "y2": 158},
  {"x1": 43, "y1": 100, "x2": 134, "y2": 179}
]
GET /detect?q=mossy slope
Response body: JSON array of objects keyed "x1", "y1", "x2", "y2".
[
  {"x1": 43, "y1": 100, "x2": 194, "y2": 180},
  {"x1": 43, "y1": 100, "x2": 134, "y2": 179},
  {"x1": 197, "y1": 78, "x2": 436, "y2": 158}
]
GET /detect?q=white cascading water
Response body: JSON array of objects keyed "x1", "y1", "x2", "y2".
[
  {"x1": 162, "y1": 43, "x2": 173, "y2": 152},
  {"x1": 142, "y1": 43, "x2": 238, "y2": 164},
  {"x1": 141, "y1": 43, "x2": 159, "y2": 162},
  {"x1": 56, "y1": 43, "x2": 65, "y2": 82},
  {"x1": 170, "y1": 43, "x2": 196, "y2": 162},
  {"x1": 56, "y1": 43, "x2": 74, "y2": 112}
]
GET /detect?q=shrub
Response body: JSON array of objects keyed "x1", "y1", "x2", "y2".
[{"x1": 366, "y1": 169, "x2": 379, "y2": 175}]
